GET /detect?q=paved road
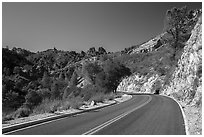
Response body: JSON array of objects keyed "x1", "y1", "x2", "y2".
[{"x1": 6, "y1": 94, "x2": 186, "y2": 135}]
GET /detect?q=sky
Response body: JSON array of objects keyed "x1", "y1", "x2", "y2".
[{"x1": 2, "y1": 2, "x2": 202, "y2": 53}]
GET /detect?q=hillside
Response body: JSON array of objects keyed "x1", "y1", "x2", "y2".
[
  {"x1": 117, "y1": 10, "x2": 202, "y2": 134},
  {"x1": 2, "y1": 7, "x2": 202, "y2": 135},
  {"x1": 2, "y1": 45, "x2": 131, "y2": 121}
]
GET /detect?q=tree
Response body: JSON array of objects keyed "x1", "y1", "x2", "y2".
[
  {"x1": 25, "y1": 89, "x2": 42, "y2": 108},
  {"x1": 69, "y1": 71, "x2": 78, "y2": 87},
  {"x1": 51, "y1": 80, "x2": 67, "y2": 99},
  {"x1": 165, "y1": 6, "x2": 194, "y2": 50},
  {"x1": 95, "y1": 71, "x2": 108, "y2": 92},
  {"x1": 2, "y1": 79, "x2": 24, "y2": 109},
  {"x1": 41, "y1": 71, "x2": 52, "y2": 89},
  {"x1": 82, "y1": 62, "x2": 102, "y2": 84},
  {"x1": 102, "y1": 60, "x2": 131, "y2": 93}
]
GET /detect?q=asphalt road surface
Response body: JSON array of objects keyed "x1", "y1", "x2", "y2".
[{"x1": 5, "y1": 94, "x2": 186, "y2": 135}]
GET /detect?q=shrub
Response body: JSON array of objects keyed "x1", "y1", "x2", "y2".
[
  {"x1": 81, "y1": 85, "x2": 106, "y2": 101},
  {"x1": 62, "y1": 87, "x2": 71, "y2": 99},
  {"x1": 32, "y1": 99, "x2": 51, "y2": 114},
  {"x1": 66, "y1": 86, "x2": 82, "y2": 98},
  {"x1": 89, "y1": 92, "x2": 106, "y2": 103},
  {"x1": 2, "y1": 113, "x2": 14, "y2": 122},
  {"x1": 14, "y1": 107, "x2": 31, "y2": 118},
  {"x1": 81, "y1": 88, "x2": 94, "y2": 101},
  {"x1": 36, "y1": 88, "x2": 51, "y2": 100},
  {"x1": 69, "y1": 71, "x2": 78, "y2": 87},
  {"x1": 60, "y1": 100, "x2": 71, "y2": 110},
  {"x1": 32, "y1": 99, "x2": 63, "y2": 114},
  {"x1": 82, "y1": 62, "x2": 102, "y2": 84},
  {"x1": 2, "y1": 78, "x2": 25, "y2": 109},
  {"x1": 49, "y1": 101, "x2": 61, "y2": 113},
  {"x1": 51, "y1": 80, "x2": 67, "y2": 99},
  {"x1": 69, "y1": 97, "x2": 84, "y2": 109},
  {"x1": 41, "y1": 71, "x2": 52, "y2": 89},
  {"x1": 25, "y1": 89, "x2": 42, "y2": 109},
  {"x1": 105, "y1": 93, "x2": 115, "y2": 100}
]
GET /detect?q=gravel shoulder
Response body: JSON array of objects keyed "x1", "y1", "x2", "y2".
[{"x1": 179, "y1": 102, "x2": 202, "y2": 135}]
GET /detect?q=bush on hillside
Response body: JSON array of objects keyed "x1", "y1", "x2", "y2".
[
  {"x1": 25, "y1": 89, "x2": 42, "y2": 109},
  {"x1": 36, "y1": 88, "x2": 51, "y2": 100},
  {"x1": 41, "y1": 71, "x2": 52, "y2": 89},
  {"x1": 80, "y1": 85, "x2": 106, "y2": 101},
  {"x1": 31, "y1": 99, "x2": 60, "y2": 114},
  {"x1": 13, "y1": 106, "x2": 31, "y2": 118},
  {"x1": 95, "y1": 71, "x2": 108, "y2": 91},
  {"x1": 82, "y1": 62, "x2": 102, "y2": 84},
  {"x1": 69, "y1": 97, "x2": 84, "y2": 109},
  {"x1": 69, "y1": 71, "x2": 78, "y2": 87},
  {"x1": 51, "y1": 79, "x2": 68, "y2": 99},
  {"x1": 2, "y1": 78, "x2": 25, "y2": 110},
  {"x1": 89, "y1": 92, "x2": 106, "y2": 103}
]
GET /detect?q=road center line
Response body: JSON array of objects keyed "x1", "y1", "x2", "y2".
[{"x1": 82, "y1": 95, "x2": 152, "y2": 135}]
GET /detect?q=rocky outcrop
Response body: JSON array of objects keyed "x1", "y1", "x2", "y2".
[
  {"x1": 161, "y1": 15, "x2": 202, "y2": 135},
  {"x1": 129, "y1": 33, "x2": 165, "y2": 54},
  {"x1": 162, "y1": 15, "x2": 202, "y2": 105},
  {"x1": 118, "y1": 14, "x2": 202, "y2": 105},
  {"x1": 117, "y1": 73, "x2": 164, "y2": 94},
  {"x1": 117, "y1": 11, "x2": 202, "y2": 135}
]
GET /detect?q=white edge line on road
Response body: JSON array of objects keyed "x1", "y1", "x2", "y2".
[
  {"x1": 160, "y1": 94, "x2": 189, "y2": 135},
  {"x1": 3, "y1": 100, "x2": 121, "y2": 135},
  {"x1": 82, "y1": 95, "x2": 152, "y2": 135},
  {"x1": 3, "y1": 113, "x2": 80, "y2": 135},
  {"x1": 4, "y1": 96, "x2": 132, "y2": 135}
]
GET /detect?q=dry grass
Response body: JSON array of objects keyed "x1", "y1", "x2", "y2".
[
  {"x1": 32, "y1": 99, "x2": 62, "y2": 115},
  {"x1": 3, "y1": 91, "x2": 118, "y2": 122},
  {"x1": 31, "y1": 97, "x2": 84, "y2": 115},
  {"x1": 89, "y1": 92, "x2": 116, "y2": 103}
]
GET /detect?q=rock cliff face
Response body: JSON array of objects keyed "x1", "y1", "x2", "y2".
[
  {"x1": 117, "y1": 73, "x2": 162, "y2": 93},
  {"x1": 162, "y1": 15, "x2": 202, "y2": 105},
  {"x1": 117, "y1": 14, "x2": 202, "y2": 135},
  {"x1": 163, "y1": 15, "x2": 202, "y2": 135},
  {"x1": 117, "y1": 15, "x2": 202, "y2": 105}
]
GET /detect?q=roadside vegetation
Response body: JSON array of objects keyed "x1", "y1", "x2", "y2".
[
  {"x1": 2, "y1": 6, "x2": 201, "y2": 133},
  {"x1": 2, "y1": 46, "x2": 130, "y2": 121}
]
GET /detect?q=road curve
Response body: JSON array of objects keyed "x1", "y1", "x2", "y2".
[{"x1": 5, "y1": 94, "x2": 186, "y2": 135}]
